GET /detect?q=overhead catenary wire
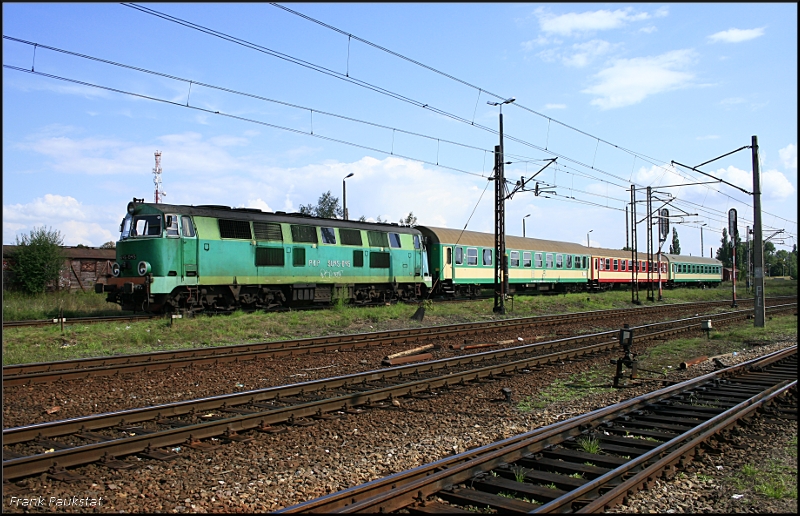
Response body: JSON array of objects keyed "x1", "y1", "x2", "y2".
[{"x1": 263, "y1": 2, "x2": 796, "y2": 229}]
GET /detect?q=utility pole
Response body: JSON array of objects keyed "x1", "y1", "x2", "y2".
[
  {"x1": 752, "y1": 136, "x2": 765, "y2": 327},
  {"x1": 746, "y1": 226, "x2": 751, "y2": 292},
  {"x1": 493, "y1": 145, "x2": 505, "y2": 314},
  {"x1": 490, "y1": 97, "x2": 515, "y2": 315},
  {"x1": 646, "y1": 186, "x2": 654, "y2": 302},
  {"x1": 630, "y1": 185, "x2": 640, "y2": 304}
]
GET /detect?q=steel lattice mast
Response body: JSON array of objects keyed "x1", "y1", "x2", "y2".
[{"x1": 153, "y1": 150, "x2": 165, "y2": 203}]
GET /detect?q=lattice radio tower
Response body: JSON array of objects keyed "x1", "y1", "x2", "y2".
[{"x1": 153, "y1": 151, "x2": 166, "y2": 203}]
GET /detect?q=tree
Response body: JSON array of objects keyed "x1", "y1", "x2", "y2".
[
  {"x1": 668, "y1": 227, "x2": 681, "y2": 255},
  {"x1": 299, "y1": 191, "x2": 343, "y2": 219},
  {"x1": 10, "y1": 226, "x2": 65, "y2": 294},
  {"x1": 399, "y1": 212, "x2": 418, "y2": 226},
  {"x1": 100, "y1": 241, "x2": 116, "y2": 249}
]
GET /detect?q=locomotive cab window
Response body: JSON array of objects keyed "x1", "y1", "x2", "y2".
[
  {"x1": 181, "y1": 216, "x2": 195, "y2": 237},
  {"x1": 165, "y1": 215, "x2": 179, "y2": 237},
  {"x1": 389, "y1": 233, "x2": 402, "y2": 248},
  {"x1": 510, "y1": 251, "x2": 520, "y2": 267},
  {"x1": 467, "y1": 248, "x2": 478, "y2": 266},
  {"x1": 483, "y1": 249, "x2": 492, "y2": 266},
  {"x1": 523, "y1": 252, "x2": 532, "y2": 268},
  {"x1": 413, "y1": 235, "x2": 421, "y2": 249},
  {"x1": 132, "y1": 215, "x2": 162, "y2": 237},
  {"x1": 120, "y1": 214, "x2": 133, "y2": 240},
  {"x1": 321, "y1": 227, "x2": 337, "y2": 245}
]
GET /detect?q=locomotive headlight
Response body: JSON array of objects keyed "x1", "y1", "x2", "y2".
[
  {"x1": 111, "y1": 262, "x2": 121, "y2": 277},
  {"x1": 137, "y1": 261, "x2": 151, "y2": 276},
  {"x1": 127, "y1": 201, "x2": 136, "y2": 214}
]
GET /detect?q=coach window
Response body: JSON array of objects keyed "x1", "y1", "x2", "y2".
[
  {"x1": 555, "y1": 254, "x2": 563, "y2": 268},
  {"x1": 621, "y1": 260, "x2": 626, "y2": 272},
  {"x1": 455, "y1": 247, "x2": 463, "y2": 265},
  {"x1": 546, "y1": 253, "x2": 554, "y2": 268},
  {"x1": 321, "y1": 227, "x2": 337, "y2": 245},
  {"x1": 613, "y1": 259, "x2": 618, "y2": 271},
  {"x1": 510, "y1": 251, "x2": 520, "y2": 267},
  {"x1": 483, "y1": 249, "x2": 493, "y2": 266},
  {"x1": 604, "y1": 258, "x2": 610, "y2": 270},
  {"x1": 523, "y1": 252, "x2": 532, "y2": 268},
  {"x1": 389, "y1": 233, "x2": 402, "y2": 248},
  {"x1": 467, "y1": 248, "x2": 478, "y2": 266},
  {"x1": 594, "y1": 258, "x2": 599, "y2": 270},
  {"x1": 535, "y1": 253, "x2": 543, "y2": 268},
  {"x1": 446, "y1": 247, "x2": 452, "y2": 265},
  {"x1": 566, "y1": 255, "x2": 572, "y2": 268},
  {"x1": 583, "y1": 256, "x2": 588, "y2": 269}
]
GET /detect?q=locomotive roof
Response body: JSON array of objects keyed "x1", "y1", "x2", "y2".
[
  {"x1": 134, "y1": 203, "x2": 421, "y2": 234},
  {"x1": 417, "y1": 226, "x2": 590, "y2": 254}
]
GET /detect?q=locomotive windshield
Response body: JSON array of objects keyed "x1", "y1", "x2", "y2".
[
  {"x1": 131, "y1": 214, "x2": 163, "y2": 237},
  {"x1": 119, "y1": 214, "x2": 133, "y2": 240}
]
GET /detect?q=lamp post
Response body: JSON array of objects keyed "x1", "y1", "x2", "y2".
[
  {"x1": 342, "y1": 172, "x2": 354, "y2": 220},
  {"x1": 522, "y1": 214, "x2": 530, "y2": 238},
  {"x1": 587, "y1": 229, "x2": 593, "y2": 248},
  {"x1": 700, "y1": 223, "x2": 707, "y2": 257}
]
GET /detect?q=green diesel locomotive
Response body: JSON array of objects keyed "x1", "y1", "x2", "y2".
[{"x1": 97, "y1": 200, "x2": 431, "y2": 312}]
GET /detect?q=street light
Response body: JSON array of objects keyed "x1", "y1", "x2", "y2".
[
  {"x1": 522, "y1": 214, "x2": 530, "y2": 238},
  {"x1": 700, "y1": 223, "x2": 707, "y2": 257},
  {"x1": 342, "y1": 172, "x2": 354, "y2": 220},
  {"x1": 587, "y1": 229, "x2": 593, "y2": 248}
]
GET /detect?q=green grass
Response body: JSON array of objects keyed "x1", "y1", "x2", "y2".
[
  {"x1": 577, "y1": 436, "x2": 602, "y2": 454},
  {"x1": 517, "y1": 368, "x2": 614, "y2": 411},
  {"x1": 734, "y1": 462, "x2": 798, "y2": 500},
  {"x1": 2, "y1": 280, "x2": 795, "y2": 366}
]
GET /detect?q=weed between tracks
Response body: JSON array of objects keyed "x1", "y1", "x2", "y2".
[{"x1": 2, "y1": 280, "x2": 796, "y2": 365}]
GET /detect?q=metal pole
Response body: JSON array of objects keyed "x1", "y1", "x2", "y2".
[
  {"x1": 523, "y1": 218, "x2": 525, "y2": 238},
  {"x1": 343, "y1": 179, "x2": 348, "y2": 220},
  {"x1": 625, "y1": 205, "x2": 629, "y2": 250},
  {"x1": 700, "y1": 226, "x2": 704, "y2": 257},
  {"x1": 751, "y1": 136, "x2": 765, "y2": 326},
  {"x1": 493, "y1": 144, "x2": 505, "y2": 314},
  {"x1": 646, "y1": 186, "x2": 654, "y2": 302},
  {"x1": 731, "y1": 239, "x2": 737, "y2": 307}
]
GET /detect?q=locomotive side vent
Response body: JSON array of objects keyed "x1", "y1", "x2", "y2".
[
  {"x1": 254, "y1": 222, "x2": 283, "y2": 242},
  {"x1": 340, "y1": 228, "x2": 363, "y2": 246},
  {"x1": 367, "y1": 231, "x2": 389, "y2": 248},
  {"x1": 219, "y1": 219, "x2": 252, "y2": 240},
  {"x1": 291, "y1": 224, "x2": 318, "y2": 244},
  {"x1": 256, "y1": 247, "x2": 285, "y2": 267},
  {"x1": 370, "y1": 251, "x2": 390, "y2": 269},
  {"x1": 353, "y1": 250, "x2": 364, "y2": 267}
]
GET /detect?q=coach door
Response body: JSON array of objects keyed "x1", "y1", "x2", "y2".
[
  {"x1": 443, "y1": 247, "x2": 454, "y2": 280},
  {"x1": 181, "y1": 215, "x2": 198, "y2": 283}
]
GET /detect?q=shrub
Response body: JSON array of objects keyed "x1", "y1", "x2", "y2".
[{"x1": 10, "y1": 227, "x2": 65, "y2": 294}]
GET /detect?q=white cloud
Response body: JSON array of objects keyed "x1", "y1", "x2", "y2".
[
  {"x1": 708, "y1": 27, "x2": 766, "y2": 43},
  {"x1": 639, "y1": 26, "x2": 657, "y2": 34},
  {"x1": 582, "y1": 49, "x2": 696, "y2": 109},
  {"x1": 3, "y1": 195, "x2": 116, "y2": 246},
  {"x1": 778, "y1": 144, "x2": 796, "y2": 171},
  {"x1": 244, "y1": 198, "x2": 273, "y2": 212},
  {"x1": 562, "y1": 40, "x2": 619, "y2": 67},
  {"x1": 714, "y1": 166, "x2": 795, "y2": 201},
  {"x1": 534, "y1": 7, "x2": 653, "y2": 37}
]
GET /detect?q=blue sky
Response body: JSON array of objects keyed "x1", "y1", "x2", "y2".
[{"x1": 3, "y1": 3, "x2": 797, "y2": 256}]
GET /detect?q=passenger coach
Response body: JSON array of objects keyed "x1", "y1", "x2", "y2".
[{"x1": 416, "y1": 226, "x2": 590, "y2": 296}]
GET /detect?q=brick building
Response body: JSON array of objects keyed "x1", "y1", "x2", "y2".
[{"x1": 3, "y1": 245, "x2": 116, "y2": 292}]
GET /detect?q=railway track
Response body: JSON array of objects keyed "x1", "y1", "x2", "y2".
[
  {"x1": 3, "y1": 303, "x2": 794, "y2": 481},
  {"x1": 278, "y1": 345, "x2": 797, "y2": 514},
  {"x1": 1, "y1": 313, "x2": 158, "y2": 328},
  {"x1": 2, "y1": 297, "x2": 782, "y2": 386}
]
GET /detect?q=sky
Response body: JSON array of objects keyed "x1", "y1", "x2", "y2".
[{"x1": 3, "y1": 3, "x2": 797, "y2": 257}]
